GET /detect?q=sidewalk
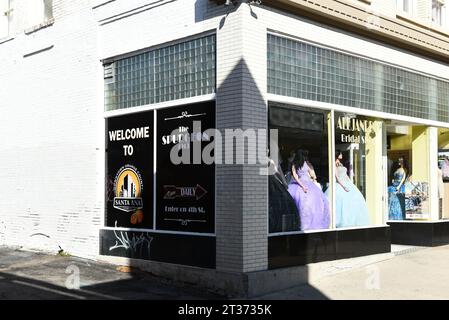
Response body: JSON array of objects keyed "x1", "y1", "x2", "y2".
[
  {"x1": 257, "y1": 245, "x2": 449, "y2": 300},
  {"x1": 0, "y1": 246, "x2": 222, "y2": 300},
  {"x1": 1, "y1": 245, "x2": 449, "y2": 299}
]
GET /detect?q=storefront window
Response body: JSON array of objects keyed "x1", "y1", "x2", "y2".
[
  {"x1": 268, "y1": 103, "x2": 448, "y2": 230},
  {"x1": 269, "y1": 104, "x2": 331, "y2": 233},
  {"x1": 387, "y1": 123, "x2": 431, "y2": 220},
  {"x1": 334, "y1": 112, "x2": 384, "y2": 227}
]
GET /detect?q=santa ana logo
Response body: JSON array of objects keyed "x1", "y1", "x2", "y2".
[{"x1": 113, "y1": 165, "x2": 143, "y2": 213}]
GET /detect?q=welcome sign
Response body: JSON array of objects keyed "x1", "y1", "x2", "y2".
[{"x1": 106, "y1": 111, "x2": 154, "y2": 229}]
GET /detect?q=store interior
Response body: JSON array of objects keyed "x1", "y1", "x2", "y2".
[{"x1": 269, "y1": 104, "x2": 449, "y2": 235}]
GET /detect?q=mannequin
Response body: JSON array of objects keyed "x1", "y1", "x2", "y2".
[
  {"x1": 325, "y1": 150, "x2": 369, "y2": 227},
  {"x1": 388, "y1": 156, "x2": 408, "y2": 220},
  {"x1": 268, "y1": 152, "x2": 300, "y2": 233},
  {"x1": 288, "y1": 149, "x2": 330, "y2": 230}
]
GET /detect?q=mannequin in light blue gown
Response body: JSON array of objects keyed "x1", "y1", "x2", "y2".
[{"x1": 326, "y1": 152, "x2": 370, "y2": 227}]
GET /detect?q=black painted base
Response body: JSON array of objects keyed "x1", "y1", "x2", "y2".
[
  {"x1": 99, "y1": 228, "x2": 216, "y2": 268},
  {"x1": 268, "y1": 226, "x2": 391, "y2": 269},
  {"x1": 388, "y1": 220, "x2": 449, "y2": 246}
]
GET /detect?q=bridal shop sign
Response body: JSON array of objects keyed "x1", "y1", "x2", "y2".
[
  {"x1": 336, "y1": 115, "x2": 375, "y2": 145},
  {"x1": 106, "y1": 111, "x2": 154, "y2": 229},
  {"x1": 156, "y1": 102, "x2": 215, "y2": 233}
]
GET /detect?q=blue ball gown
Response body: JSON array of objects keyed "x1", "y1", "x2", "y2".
[
  {"x1": 326, "y1": 165, "x2": 370, "y2": 228},
  {"x1": 388, "y1": 169, "x2": 406, "y2": 220}
]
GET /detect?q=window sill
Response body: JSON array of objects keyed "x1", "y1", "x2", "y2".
[
  {"x1": 428, "y1": 22, "x2": 449, "y2": 37},
  {"x1": 0, "y1": 36, "x2": 14, "y2": 45},
  {"x1": 24, "y1": 17, "x2": 55, "y2": 35},
  {"x1": 396, "y1": 11, "x2": 420, "y2": 26},
  {"x1": 396, "y1": 12, "x2": 449, "y2": 37}
]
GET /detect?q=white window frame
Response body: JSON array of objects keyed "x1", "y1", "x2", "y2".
[
  {"x1": 25, "y1": 0, "x2": 53, "y2": 29},
  {"x1": 397, "y1": 0, "x2": 415, "y2": 16},
  {"x1": 432, "y1": 0, "x2": 446, "y2": 27}
]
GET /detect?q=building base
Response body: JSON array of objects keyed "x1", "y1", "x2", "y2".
[
  {"x1": 96, "y1": 254, "x2": 312, "y2": 298},
  {"x1": 388, "y1": 220, "x2": 449, "y2": 246},
  {"x1": 268, "y1": 226, "x2": 391, "y2": 268}
]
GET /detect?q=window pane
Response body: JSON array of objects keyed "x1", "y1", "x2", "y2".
[
  {"x1": 267, "y1": 34, "x2": 449, "y2": 123},
  {"x1": 387, "y1": 125, "x2": 431, "y2": 221},
  {"x1": 105, "y1": 34, "x2": 216, "y2": 111},
  {"x1": 268, "y1": 104, "x2": 331, "y2": 232},
  {"x1": 334, "y1": 112, "x2": 384, "y2": 227}
]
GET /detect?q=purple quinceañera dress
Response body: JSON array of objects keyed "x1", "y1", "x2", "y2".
[{"x1": 288, "y1": 162, "x2": 330, "y2": 231}]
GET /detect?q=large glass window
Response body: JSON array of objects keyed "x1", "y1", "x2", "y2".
[
  {"x1": 268, "y1": 104, "x2": 331, "y2": 233},
  {"x1": 268, "y1": 103, "x2": 449, "y2": 233},
  {"x1": 334, "y1": 112, "x2": 384, "y2": 227},
  {"x1": 267, "y1": 34, "x2": 449, "y2": 123},
  {"x1": 104, "y1": 34, "x2": 216, "y2": 111},
  {"x1": 387, "y1": 123, "x2": 432, "y2": 220}
]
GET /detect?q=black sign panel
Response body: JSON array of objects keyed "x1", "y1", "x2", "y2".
[
  {"x1": 156, "y1": 102, "x2": 215, "y2": 233},
  {"x1": 106, "y1": 111, "x2": 153, "y2": 228},
  {"x1": 99, "y1": 228, "x2": 216, "y2": 268}
]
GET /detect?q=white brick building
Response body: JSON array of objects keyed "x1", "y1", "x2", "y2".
[{"x1": 2, "y1": 0, "x2": 449, "y2": 297}]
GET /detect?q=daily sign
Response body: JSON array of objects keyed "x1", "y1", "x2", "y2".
[{"x1": 109, "y1": 127, "x2": 150, "y2": 156}]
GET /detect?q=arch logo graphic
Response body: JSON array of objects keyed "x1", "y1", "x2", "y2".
[{"x1": 113, "y1": 165, "x2": 144, "y2": 225}]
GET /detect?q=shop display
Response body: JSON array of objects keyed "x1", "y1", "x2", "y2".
[
  {"x1": 269, "y1": 105, "x2": 329, "y2": 232},
  {"x1": 268, "y1": 156, "x2": 300, "y2": 233},
  {"x1": 287, "y1": 149, "x2": 330, "y2": 231},
  {"x1": 269, "y1": 104, "x2": 446, "y2": 233},
  {"x1": 403, "y1": 176, "x2": 429, "y2": 219},
  {"x1": 388, "y1": 157, "x2": 407, "y2": 220},
  {"x1": 333, "y1": 113, "x2": 379, "y2": 228},
  {"x1": 326, "y1": 151, "x2": 369, "y2": 228},
  {"x1": 438, "y1": 151, "x2": 449, "y2": 181}
]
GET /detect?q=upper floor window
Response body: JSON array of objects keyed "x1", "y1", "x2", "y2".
[
  {"x1": 432, "y1": 0, "x2": 445, "y2": 26},
  {"x1": 26, "y1": 0, "x2": 53, "y2": 28},
  {"x1": 0, "y1": 0, "x2": 12, "y2": 39},
  {"x1": 397, "y1": 0, "x2": 414, "y2": 14}
]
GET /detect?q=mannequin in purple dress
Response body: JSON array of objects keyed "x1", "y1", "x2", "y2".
[{"x1": 288, "y1": 149, "x2": 330, "y2": 231}]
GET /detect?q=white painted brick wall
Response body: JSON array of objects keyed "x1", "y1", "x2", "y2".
[
  {"x1": 94, "y1": 0, "x2": 224, "y2": 61},
  {"x1": 0, "y1": 0, "x2": 102, "y2": 259},
  {"x1": 215, "y1": 3, "x2": 268, "y2": 273}
]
